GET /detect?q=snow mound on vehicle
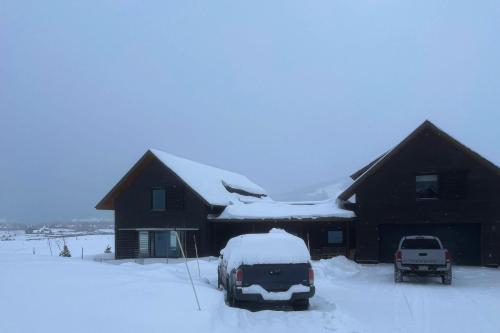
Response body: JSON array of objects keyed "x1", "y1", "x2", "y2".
[
  {"x1": 315, "y1": 256, "x2": 361, "y2": 279},
  {"x1": 222, "y1": 229, "x2": 311, "y2": 271}
]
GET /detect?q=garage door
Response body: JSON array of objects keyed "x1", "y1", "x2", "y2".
[{"x1": 379, "y1": 224, "x2": 481, "y2": 266}]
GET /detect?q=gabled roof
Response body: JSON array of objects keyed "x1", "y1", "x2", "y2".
[
  {"x1": 350, "y1": 151, "x2": 390, "y2": 180},
  {"x1": 338, "y1": 120, "x2": 500, "y2": 201},
  {"x1": 96, "y1": 149, "x2": 267, "y2": 210}
]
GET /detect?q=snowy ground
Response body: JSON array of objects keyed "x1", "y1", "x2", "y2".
[{"x1": 1, "y1": 234, "x2": 500, "y2": 333}]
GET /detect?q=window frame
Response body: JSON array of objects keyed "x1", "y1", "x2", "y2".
[
  {"x1": 151, "y1": 188, "x2": 167, "y2": 211},
  {"x1": 415, "y1": 173, "x2": 440, "y2": 200}
]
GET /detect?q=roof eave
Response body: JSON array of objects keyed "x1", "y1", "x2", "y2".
[{"x1": 209, "y1": 215, "x2": 355, "y2": 223}]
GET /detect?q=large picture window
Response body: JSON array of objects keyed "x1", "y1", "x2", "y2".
[
  {"x1": 151, "y1": 188, "x2": 166, "y2": 210},
  {"x1": 416, "y1": 174, "x2": 439, "y2": 199}
]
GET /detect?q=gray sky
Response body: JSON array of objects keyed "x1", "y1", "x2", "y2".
[{"x1": 1, "y1": 1, "x2": 499, "y2": 224}]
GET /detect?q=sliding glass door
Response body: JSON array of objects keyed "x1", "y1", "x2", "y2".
[{"x1": 154, "y1": 231, "x2": 181, "y2": 258}]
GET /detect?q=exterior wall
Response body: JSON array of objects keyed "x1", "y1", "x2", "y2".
[
  {"x1": 354, "y1": 128, "x2": 500, "y2": 266},
  {"x1": 114, "y1": 158, "x2": 212, "y2": 258},
  {"x1": 111, "y1": 157, "x2": 355, "y2": 260},
  {"x1": 211, "y1": 220, "x2": 352, "y2": 260}
]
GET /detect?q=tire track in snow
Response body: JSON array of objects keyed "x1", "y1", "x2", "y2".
[
  {"x1": 395, "y1": 280, "x2": 434, "y2": 333},
  {"x1": 394, "y1": 283, "x2": 415, "y2": 333}
]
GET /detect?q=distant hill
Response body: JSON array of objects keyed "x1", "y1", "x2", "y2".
[{"x1": 274, "y1": 177, "x2": 354, "y2": 202}]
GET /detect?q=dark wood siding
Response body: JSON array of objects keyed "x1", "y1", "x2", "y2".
[
  {"x1": 212, "y1": 220, "x2": 352, "y2": 260},
  {"x1": 114, "y1": 158, "x2": 212, "y2": 258},
  {"x1": 111, "y1": 157, "x2": 355, "y2": 260},
  {"x1": 115, "y1": 229, "x2": 139, "y2": 259},
  {"x1": 353, "y1": 127, "x2": 500, "y2": 266}
]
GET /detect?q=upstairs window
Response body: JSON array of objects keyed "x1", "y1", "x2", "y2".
[
  {"x1": 151, "y1": 188, "x2": 166, "y2": 210},
  {"x1": 416, "y1": 174, "x2": 439, "y2": 199}
]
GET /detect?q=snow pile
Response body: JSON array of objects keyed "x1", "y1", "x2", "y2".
[
  {"x1": 222, "y1": 229, "x2": 311, "y2": 271},
  {"x1": 150, "y1": 149, "x2": 268, "y2": 206},
  {"x1": 315, "y1": 256, "x2": 361, "y2": 279},
  {"x1": 242, "y1": 284, "x2": 311, "y2": 301},
  {"x1": 215, "y1": 199, "x2": 355, "y2": 220}
]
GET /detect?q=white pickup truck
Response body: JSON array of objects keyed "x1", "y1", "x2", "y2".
[{"x1": 394, "y1": 236, "x2": 452, "y2": 285}]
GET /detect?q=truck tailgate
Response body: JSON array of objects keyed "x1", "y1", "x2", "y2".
[
  {"x1": 241, "y1": 264, "x2": 309, "y2": 292},
  {"x1": 401, "y1": 249, "x2": 446, "y2": 265}
]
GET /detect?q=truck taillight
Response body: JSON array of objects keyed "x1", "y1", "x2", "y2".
[
  {"x1": 395, "y1": 250, "x2": 402, "y2": 262},
  {"x1": 235, "y1": 269, "x2": 243, "y2": 286},
  {"x1": 445, "y1": 250, "x2": 451, "y2": 263},
  {"x1": 308, "y1": 267, "x2": 314, "y2": 286}
]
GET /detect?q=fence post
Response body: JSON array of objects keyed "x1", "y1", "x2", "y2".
[
  {"x1": 166, "y1": 232, "x2": 169, "y2": 264},
  {"x1": 81, "y1": 247, "x2": 83, "y2": 260},
  {"x1": 47, "y1": 238, "x2": 53, "y2": 256}
]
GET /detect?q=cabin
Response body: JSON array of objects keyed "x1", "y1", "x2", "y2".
[
  {"x1": 96, "y1": 120, "x2": 500, "y2": 266},
  {"x1": 96, "y1": 149, "x2": 353, "y2": 259},
  {"x1": 338, "y1": 120, "x2": 500, "y2": 266}
]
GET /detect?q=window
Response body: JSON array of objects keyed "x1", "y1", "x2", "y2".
[
  {"x1": 401, "y1": 238, "x2": 441, "y2": 250},
  {"x1": 151, "y1": 188, "x2": 166, "y2": 210},
  {"x1": 170, "y1": 231, "x2": 178, "y2": 249},
  {"x1": 327, "y1": 230, "x2": 343, "y2": 245},
  {"x1": 138, "y1": 231, "x2": 150, "y2": 257},
  {"x1": 416, "y1": 174, "x2": 439, "y2": 199}
]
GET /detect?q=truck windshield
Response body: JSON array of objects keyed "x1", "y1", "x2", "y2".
[{"x1": 401, "y1": 239, "x2": 441, "y2": 250}]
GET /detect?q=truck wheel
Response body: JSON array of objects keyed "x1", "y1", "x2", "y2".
[
  {"x1": 227, "y1": 289, "x2": 234, "y2": 306},
  {"x1": 394, "y1": 267, "x2": 403, "y2": 283},
  {"x1": 442, "y1": 270, "x2": 452, "y2": 285},
  {"x1": 227, "y1": 287, "x2": 240, "y2": 308},
  {"x1": 224, "y1": 279, "x2": 230, "y2": 303},
  {"x1": 292, "y1": 299, "x2": 310, "y2": 311}
]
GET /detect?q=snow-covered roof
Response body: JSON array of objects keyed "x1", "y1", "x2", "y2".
[
  {"x1": 150, "y1": 149, "x2": 267, "y2": 206},
  {"x1": 213, "y1": 198, "x2": 355, "y2": 220},
  {"x1": 221, "y1": 229, "x2": 311, "y2": 270},
  {"x1": 277, "y1": 177, "x2": 355, "y2": 202}
]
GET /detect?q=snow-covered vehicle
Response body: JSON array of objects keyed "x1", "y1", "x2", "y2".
[
  {"x1": 217, "y1": 229, "x2": 315, "y2": 310},
  {"x1": 394, "y1": 235, "x2": 452, "y2": 285}
]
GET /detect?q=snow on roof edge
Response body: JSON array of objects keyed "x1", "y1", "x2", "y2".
[{"x1": 213, "y1": 198, "x2": 355, "y2": 221}]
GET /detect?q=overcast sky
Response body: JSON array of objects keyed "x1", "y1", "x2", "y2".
[{"x1": 1, "y1": 1, "x2": 499, "y2": 224}]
